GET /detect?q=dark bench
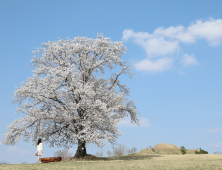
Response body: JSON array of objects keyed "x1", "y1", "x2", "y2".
[{"x1": 41, "y1": 157, "x2": 62, "y2": 163}]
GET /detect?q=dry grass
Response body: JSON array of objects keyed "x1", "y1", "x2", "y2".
[
  {"x1": 137, "y1": 148, "x2": 197, "y2": 155},
  {"x1": 135, "y1": 143, "x2": 198, "y2": 155},
  {"x1": 151, "y1": 143, "x2": 181, "y2": 154},
  {"x1": 1, "y1": 154, "x2": 222, "y2": 170}
]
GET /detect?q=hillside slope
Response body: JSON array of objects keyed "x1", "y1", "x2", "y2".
[{"x1": 132, "y1": 143, "x2": 198, "y2": 155}]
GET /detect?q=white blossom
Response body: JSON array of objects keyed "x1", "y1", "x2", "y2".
[{"x1": 3, "y1": 34, "x2": 139, "y2": 149}]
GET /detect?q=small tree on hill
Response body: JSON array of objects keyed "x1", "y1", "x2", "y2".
[
  {"x1": 113, "y1": 144, "x2": 127, "y2": 156},
  {"x1": 0, "y1": 161, "x2": 9, "y2": 165},
  {"x1": 214, "y1": 151, "x2": 222, "y2": 155},
  {"x1": 107, "y1": 150, "x2": 112, "y2": 157},
  {"x1": 2, "y1": 34, "x2": 139, "y2": 159},
  {"x1": 127, "y1": 149, "x2": 133, "y2": 154},
  {"x1": 54, "y1": 148, "x2": 72, "y2": 160},
  {"x1": 95, "y1": 150, "x2": 103, "y2": 157},
  {"x1": 132, "y1": 147, "x2": 137, "y2": 154},
  {"x1": 180, "y1": 146, "x2": 187, "y2": 154}
]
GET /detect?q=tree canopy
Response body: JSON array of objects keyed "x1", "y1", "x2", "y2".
[{"x1": 3, "y1": 34, "x2": 139, "y2": 157}]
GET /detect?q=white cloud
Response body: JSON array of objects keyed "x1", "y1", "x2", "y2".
[
  {"x1": 0, "y1": 140, "x2": 2, "y2": 146},
  {"x1": 153, "y1": 26, "x2": 195, "y2": 43},
  {"x1": 7, "y1": 146, "x2": 30, "y2": 155},
  {"x1": 139, "y1": 117, "x2": 151, "y2": 127},
  {"x1": 135, "y1": 58, "x2": 173, "y2": 72},
  {"x1": 209, "y1": 142, "x2": 222, "y2": 148},
  {"x1": 142, "y1": 38, "x2": 179, "y2": 57},
  {"x1": 122, "y1": 29, "x2": 179, "y2": 58},
  {"x1": 207, "y1": 127, "x2": 222, "y2": 133},
  {"x1": 216, "y1": 113, "x2": 221, "y2": 116},
  {"x1": 178, "y1": 70, "x2": 187, "y2": 75},
  {"x1": 122, "y1": 29, "x2": 150, "y2": 41},
  {"x1": 181, "y1": 54, "x2": 199, "y2": 67},
  {"x1": 188, "y1": 18, "x2": 222, "y2": 46},
  {"x1": 118, "y1": 117, "x2": 151, "y2": 127},
  {"x1": 122, "y1": 18, "x2": 222, "y2": 72}
]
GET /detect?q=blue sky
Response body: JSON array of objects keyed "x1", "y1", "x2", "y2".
[{"x1": 1, "y1": 0, "x2": 222, "y2": 164}]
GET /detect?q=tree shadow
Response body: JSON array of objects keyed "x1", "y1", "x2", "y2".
[
  {"x1": 106, "y1": 154, "x2": 163, "y2": 161},
  {"x1": 61, "y1": 154, "x2": 163, "y2": 162}
]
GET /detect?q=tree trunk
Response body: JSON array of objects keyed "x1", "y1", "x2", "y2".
[{"x1": 74, "y1": 139, "x2": 86, "y2": 158}]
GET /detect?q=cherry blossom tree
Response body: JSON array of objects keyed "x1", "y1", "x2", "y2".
[{"x1": 3, "y1": 33, "x2": 139, "y2": 158}]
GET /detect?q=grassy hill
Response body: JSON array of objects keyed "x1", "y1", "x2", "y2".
[{"x1": 129, "y1": 143, "x2": 198, "y2": 155}]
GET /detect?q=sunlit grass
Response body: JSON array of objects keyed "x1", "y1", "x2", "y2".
[{"x1": 1, "y1": 154, "x2": 222, "y2": 170}]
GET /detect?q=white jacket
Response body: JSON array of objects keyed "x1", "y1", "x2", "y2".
[{"x1": 37, "y1": 143, "x2": 43, "y2": 152}]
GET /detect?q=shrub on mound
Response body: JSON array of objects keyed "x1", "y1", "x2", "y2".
[
  {"x1": 195, "y1": 149, "x2": 208, "y2": 154},
  {"x1": 180, "y1": 146, "x2": 187, "y2": 154}
]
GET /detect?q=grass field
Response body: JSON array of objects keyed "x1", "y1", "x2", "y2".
[{"x1": 1, "y1": 154, "x2": 222, "y2": 170}]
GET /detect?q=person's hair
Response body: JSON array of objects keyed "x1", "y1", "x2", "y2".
[{"x1": 37, "y1": 138, "x2": 42, "y2": 145}]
